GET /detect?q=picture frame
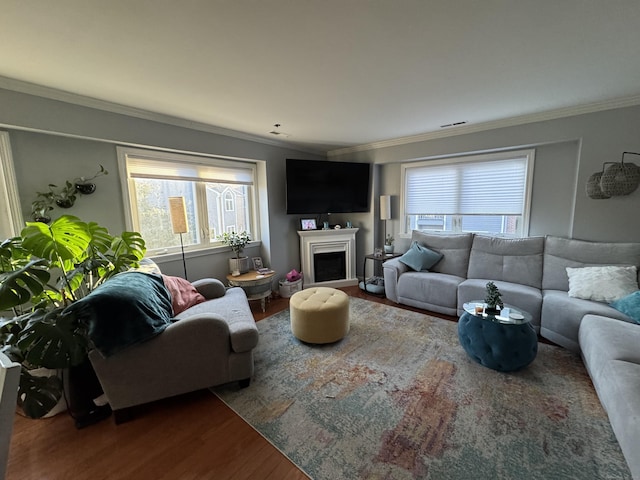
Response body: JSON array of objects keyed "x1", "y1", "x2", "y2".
[
  {"x1": 252, "y1": 257, "x2": 263, "y2": 270},
  {"x1": 300, "y1": 218, "x2": 317, "y2": 231}
]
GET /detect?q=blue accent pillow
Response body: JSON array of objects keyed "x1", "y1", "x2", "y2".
[
  {"x1": 610, "y1": 290, "x2": 640, "y2": 323},
  {"x1": 398, "y1": 241, "x2": 443, "y2": 271}
]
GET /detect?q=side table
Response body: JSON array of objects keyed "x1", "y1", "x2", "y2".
[
  {"x1": 359, "y1": 253, "x2": 402, "y2": 296},
  {"x1": 226, "y1": 270, "x2": 276, "y2": 312}
]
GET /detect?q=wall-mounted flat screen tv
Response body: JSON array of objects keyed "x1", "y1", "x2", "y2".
[{"x1": 286, "y1": 159, "x2": 371, "y2": 215}]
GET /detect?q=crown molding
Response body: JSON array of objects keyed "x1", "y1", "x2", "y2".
[
  {"x1": 0, "y1": 76, "x2": 324, "y2": 156},
  {"x1": 328, "y1": 95, "x2": 640, "y2": 158}
]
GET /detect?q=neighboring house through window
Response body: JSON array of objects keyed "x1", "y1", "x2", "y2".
[
  {"x1": 402, "y1": 149, "x2": 535, "y2": 237},
  {"x1": 118, "y1": 147, "x2": 256, "y2": 254}
]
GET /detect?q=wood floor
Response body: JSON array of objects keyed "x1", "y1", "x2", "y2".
[{"x1": 5, "y1": 286, "x2": 453, "y2": 480}]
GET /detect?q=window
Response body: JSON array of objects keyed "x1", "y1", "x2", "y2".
[
  {"x1": 118, "y1": 147, "x2": 256, "y2": 254},
  {"x1": 224, "y1": 191, "x2": 235, "y2": 212},
  {"x1": 0, "y1": 132, "x2": 23, "y2": 238},
  {"x1": 402, "y1": 149, "x2": 534, "y2": 237}
]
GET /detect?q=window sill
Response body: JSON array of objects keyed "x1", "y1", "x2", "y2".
[{"x1": 148, "y1": 241, "x2": 260, "y2": 265}]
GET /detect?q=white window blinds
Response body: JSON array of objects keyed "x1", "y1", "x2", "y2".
[
  {"x1": 405, "y1": 155, "x2": 529, "y2": 216},
  {"x1": 127, "y1": 156, "x2": 254, "y2": 185}
]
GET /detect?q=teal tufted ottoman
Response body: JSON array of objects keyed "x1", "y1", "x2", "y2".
[{"x1": 457, "y1": 310, "x2": 538, "y2": 372}]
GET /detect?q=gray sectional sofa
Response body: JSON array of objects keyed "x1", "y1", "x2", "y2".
[{"x1": 383, "y1": 230, "x2": 640, "y2": 479}]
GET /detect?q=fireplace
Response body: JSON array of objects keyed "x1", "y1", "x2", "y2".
[{"x1": 297, "y1": 228, "x2": 359, "y2": 288}]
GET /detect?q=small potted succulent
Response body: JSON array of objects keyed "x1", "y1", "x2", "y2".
[
  {"x1": 219, "y1": 231, "x2": 251, "y2": 275},
  {"x1": 384, "y1": 234, "x2": 394, "y2": 254},
  {"x1": 484, "y1": 281, "x2": 504, "y2": 315}
]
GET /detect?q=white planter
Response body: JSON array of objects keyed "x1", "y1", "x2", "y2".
[
  {"x1": 229, "y1": 256, "x2": 251, "y2": 274},
  {"x1": 384, "y1": 244, "x2": 394, "y2": 254}
]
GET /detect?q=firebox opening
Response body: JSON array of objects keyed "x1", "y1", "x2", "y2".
[{"x1": 314, "y1": 251, "x2": 346, "y2": 283}]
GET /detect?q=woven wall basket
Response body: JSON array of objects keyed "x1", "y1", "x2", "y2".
[
  {"x1": 600, "y1": 162, "x2": 640, "y2": 196},
  {"x1": 586, "y1": 171, "x2": 611, "y2": 199}
]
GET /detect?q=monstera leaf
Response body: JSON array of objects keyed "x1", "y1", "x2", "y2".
[
  {"x1": 21, "y1": 215, "x2": 92, "y2": 264},
  {"x1": 18, "y1": 368, "x2": 63, "y2": 419},
  {"x1": 17, "y1": 307, "x2": 87, "y2": 369},
  {"x1": 0, "y1": 258, "x2": 50, "y2": 311}
]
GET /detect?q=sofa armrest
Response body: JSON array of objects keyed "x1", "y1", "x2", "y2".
[
  {"x1": 192, "y1": 278, "x2": 227, "y2": 299},
  {"x1": 383, "y1": 258, "x2": 409, "y2": 303}
]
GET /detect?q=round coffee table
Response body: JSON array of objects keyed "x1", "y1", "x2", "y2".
[{"x1": 457, "y1": 301, "x2": 538, "y2": 372}]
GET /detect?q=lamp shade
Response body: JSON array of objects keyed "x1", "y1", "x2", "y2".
[
  {"x1": 380, "y1": 195, "x2": 392, "y2": 220},
  {"x1": 168, "y1": 196, "x2": 188, "y2": 234}
]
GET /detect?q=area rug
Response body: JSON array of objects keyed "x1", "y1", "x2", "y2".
[{"x1": 213, "y1": 298, "x2": 630, "y2": 480}]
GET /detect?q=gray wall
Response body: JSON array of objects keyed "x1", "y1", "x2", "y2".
[
  {"x1": 0, "y1": 88, "x2": 323, "y2": 282},
  {"x1": 3, "y1": 87, "x2": 639, "y2": 287},
  {"x1": 331, "y1": 105, "x2": 640, "y2": 247}
]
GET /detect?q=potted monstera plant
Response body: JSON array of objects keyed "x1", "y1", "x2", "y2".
[{"x1": 0, "y1": 215, "x2": 145, "y2": 419}]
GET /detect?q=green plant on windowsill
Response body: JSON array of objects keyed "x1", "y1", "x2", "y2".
[{"x1": 0, "y1": 215, "x2": 145, "y2": 418}]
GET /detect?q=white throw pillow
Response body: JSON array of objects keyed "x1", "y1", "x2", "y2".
[{"x1": 566, "y1": 265, "x2": 638, "y2": 303}]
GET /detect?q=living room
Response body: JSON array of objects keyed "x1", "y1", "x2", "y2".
[{"x1": 2, "y1": 2, "x2": 640, "y2": 479}]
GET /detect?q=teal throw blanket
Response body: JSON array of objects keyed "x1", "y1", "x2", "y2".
[{"x1": 65, "y1": 271, "x2": 173, "y2": 357}]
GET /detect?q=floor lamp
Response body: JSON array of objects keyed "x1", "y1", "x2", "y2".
[
  {"x1": 169, "y1": 196, "x2": 188, "y2": 280},
  {"x1": 380, "y1": 195, "x2": 392, "y2": 251}
]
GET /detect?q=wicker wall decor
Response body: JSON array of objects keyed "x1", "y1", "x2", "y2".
[
  {"x1": 586, "y1": 151, "x2": 640, "y2": 199},
  {"x1": 585, "y1": 170, "x2": 611, "y2": 199}
]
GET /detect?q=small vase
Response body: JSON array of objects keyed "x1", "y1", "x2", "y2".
[
  {"x1": 75, "y1": 182, "x2": 96, "y2": 195},
  {"x1": 384, "y1": 244, "x2": 394, "y2": 254},
  {"x1": 55, "y1": 198, "x2": 74, "y2": 208}
]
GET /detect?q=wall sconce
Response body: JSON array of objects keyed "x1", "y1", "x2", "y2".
[
  {"x1": 168, "y1": 196, "x2": 188, "y2": 279},
  {"x1": 586, "y1": 151, "x2": 640, "y2": 199}
]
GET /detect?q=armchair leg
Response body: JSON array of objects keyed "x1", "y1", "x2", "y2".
[{"x1": 238, "y1": 378, "x2": 251, "y2": 389}]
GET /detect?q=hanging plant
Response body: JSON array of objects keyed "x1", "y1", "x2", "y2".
[{"x1": 31, "y1": 165, "x2": 109, "y2": 221}]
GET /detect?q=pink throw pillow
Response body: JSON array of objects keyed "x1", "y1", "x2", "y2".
[{"x1": 161, "y1": 274, "x2": 206, "y2": 315}]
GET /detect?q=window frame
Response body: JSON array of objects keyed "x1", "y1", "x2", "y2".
[
  {"x1": 400, "y1": 149, "x2": 535, "y2": 237},
  {"x1": 117, "y1": 146, "x2": 259, "y2": 255}
]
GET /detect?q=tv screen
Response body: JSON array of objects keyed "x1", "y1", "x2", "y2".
[{"x1": 286, "y1": 159, "x2": 371, "y2": 215}]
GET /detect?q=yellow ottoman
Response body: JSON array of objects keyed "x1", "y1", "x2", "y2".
[{"x1": 290, "y1": 287, "x2": 350, "y2": 344}]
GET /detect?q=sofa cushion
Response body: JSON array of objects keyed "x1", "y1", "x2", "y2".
[
  {"x1": 542, "y1": 236, "x2": 640, "y2": 291},
  {"x1": 410, "y1": 231, "x2": 473, "y2": 278},
  {"x1": 398, "y1": 241, "x2": 443, "y2": 271},
  {"x1": 540, "y1": 290, "x2": 634, "y2": 352},
  {"x1": 467, "y1": 235, "x2": 544, "y2": 289},
  {"x1": 566, "y1": 266, "x2": 638, "y2": 303},
  {"x1": 397, "y1": 271, "x2": 464, "y2": 316},
  {"x1": 610, "y1": 290, "x2": 640, "y2": 323}
]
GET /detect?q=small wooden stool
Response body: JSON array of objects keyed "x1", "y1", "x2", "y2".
[{"x1": 290, "y1": 287, "x2": 350, "y2": 344}]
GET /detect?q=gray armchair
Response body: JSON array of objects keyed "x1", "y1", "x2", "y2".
[{"x1": 88, "y1": 279, "x2": 258, "y2": 423}]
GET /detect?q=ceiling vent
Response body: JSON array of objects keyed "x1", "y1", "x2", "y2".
[
  {"x1": 440, "y1": 121, "x2": 468, "y2": 128},
  {"x1": 269, "y1": 123, "x2": 290, "y2": 138}
]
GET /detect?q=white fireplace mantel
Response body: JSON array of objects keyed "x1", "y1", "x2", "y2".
[{"x1": 298, "y1": 228, "x2": 359, "y2": 288}]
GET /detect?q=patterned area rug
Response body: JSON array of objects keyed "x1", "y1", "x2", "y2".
[{"x1": 213, "y1": 298, "x2": 630, "y2": 480}]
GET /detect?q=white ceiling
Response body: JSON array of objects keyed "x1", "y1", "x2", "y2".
[{"x1": 2, "y1": 1, "x2": 640, "y2": 154}]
